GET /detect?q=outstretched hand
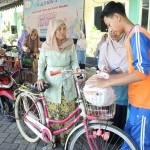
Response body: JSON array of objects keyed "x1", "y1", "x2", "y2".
[{"x1": 85, "y1": 75, "x2": 110, "y2": 88}]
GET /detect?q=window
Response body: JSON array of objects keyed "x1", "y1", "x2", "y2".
[
  {"x1": 94, "y1": 6, "x2": 107, "y2": 31},
  {"x1": 141, "y1": 0, "x2": 149, "y2": 30}
]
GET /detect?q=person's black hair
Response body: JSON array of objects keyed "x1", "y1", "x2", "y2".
[{"x1": 101, "y1": 1, "x2": 126, "y2": 19}]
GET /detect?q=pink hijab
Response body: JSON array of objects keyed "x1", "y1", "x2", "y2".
[
  {"x1": 99, "y1": 33, "x2": 127, "y2": 72},
  {"x1": 42, "y1": 19, "x2": 73, "y2": 52}
]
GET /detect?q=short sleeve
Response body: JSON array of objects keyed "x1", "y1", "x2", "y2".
[{"x1": 130, "y1": 32, "x2": 150, "y2": 76}]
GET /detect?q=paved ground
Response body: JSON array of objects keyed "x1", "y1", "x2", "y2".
[{"x1": 0, "y1": 115, "x2": 63, "y2": 150}]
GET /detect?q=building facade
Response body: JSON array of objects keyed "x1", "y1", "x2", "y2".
[{"x1": 0, "y1": 0, "x2": 149, "y2": 46}]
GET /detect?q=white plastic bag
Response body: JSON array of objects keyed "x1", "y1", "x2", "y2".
[{"x1": 83, "y1": 72, "x2": 115, "y2": 106}]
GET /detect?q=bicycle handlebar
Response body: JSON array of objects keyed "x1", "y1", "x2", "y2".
[
  {"x1": 50, "y1": 69, "x2": 81, "y2": 76},
  {"x1": 50, "y1": 69, "x2": 86, "y2": 82},
  {"x1": 50, "y1": 70, "x2": 63, "y2": 76},
  {"x1": 50, "y1": 69, "x2": 79, "y2": 76}
]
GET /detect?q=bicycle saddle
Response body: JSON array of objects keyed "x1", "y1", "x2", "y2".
[{"x1": 30, "y1": 83, "x2": 50, "y2": 92}]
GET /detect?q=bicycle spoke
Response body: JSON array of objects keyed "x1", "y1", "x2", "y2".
[
  {"x1": 73, "y1": 134, "x2": 89, "y2": 150},
  {"x1": 68, "y1": 123, "x2": 138, "y2": 150},
  {"x1": 19, "y1": 97, "x2": 37, "y2": 138}
]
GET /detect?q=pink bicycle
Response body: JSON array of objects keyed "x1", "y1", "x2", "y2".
[{"x1": 14, "y1": 70, "x2": 138, "y2": 150}]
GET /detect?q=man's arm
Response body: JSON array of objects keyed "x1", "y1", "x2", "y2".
[
  {"x1": 109, "y1": 72, "x2": 128, "y2": 79},
  {"x1": 85, "y1": 72, "x2": 142, "y2": 88},
  {"x1": 108, "y1": 72, "x2": 142, "y2": 86}
]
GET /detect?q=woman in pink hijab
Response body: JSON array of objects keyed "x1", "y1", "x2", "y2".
[
  {"x1": 35, "y1": 19, "x2": 80, "y2": 149},
  {"x1": 98, "y1": 30, "x2": 128, "y2": 139}
]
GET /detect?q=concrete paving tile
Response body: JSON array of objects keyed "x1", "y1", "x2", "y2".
[
  {"x1": 0, "y1": 116, "x2": 3, "y2": 120},
  {"x1": 13, "y1": 139, "x2": 30, "y2": 145},
  {"x1": 5, "y1": 133, "x2": 18, "y2": 143},
  {"x1": 8, "y1": 123, "x2": 17, "y2": 130},
  {"x1": 0, "y1": 125, "x2": 9, "y2": 133},
  {"x1": 37, "y1": 140, "x2": 47, "y2": 146},
  {"x1": 0, "y1": 133, "x2": 9, "y2": 138},
  {"x1": 16, "y1": 144, "x2": 28, "y2": 150},
  {"x1": 0, "y1": 138, "x2": 5, "y2": 145},
  {"x1": 0, "y1": 143, "x2": 19, "y2": 150},
  {"x1": 16, "y1": 134, "x2": 24, "y2": 139},
  {"x1": 5, "y1": 129, "x2": 19, "y2": 134},
  {"x1": 26, "y1": 143, "x2": 37, "y2": 150},
  {"x1": 0, "y1": 120, "x2": 12, "y2": 125},
  {"x1": 36, "y1": 146, "x2": 44, "y2": 150}
]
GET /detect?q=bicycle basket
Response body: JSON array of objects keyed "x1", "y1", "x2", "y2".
[
  {"x1": 84, "y1": 100, "x2": 116, "y2": 120},
  {"x1": 21, "y1": 53, "x2": 34, "y2": 68},
  {"x1": 83, "y1": 86, "x2": 116, "y2": 120}
]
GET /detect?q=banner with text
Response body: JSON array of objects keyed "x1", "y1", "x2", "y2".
[{"x1": 24, "y1": 0, "x2": 84, "y2": 38}]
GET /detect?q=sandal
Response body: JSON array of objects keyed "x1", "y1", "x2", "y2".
[
  {"x1": 42, "y1": 136, "x2": 58, "y2": 150},
  {"x1": 52, "y1": 135, "x2": 57, "y2": 149}
]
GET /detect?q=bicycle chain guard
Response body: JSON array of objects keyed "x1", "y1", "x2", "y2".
[{"x1": 24, "y1": 115, "x2": 52, "y2": 143}]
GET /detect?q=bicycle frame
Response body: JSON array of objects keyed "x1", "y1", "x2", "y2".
[{"x1": 23, "y1": 73, "x2": 101, "y2": 150}]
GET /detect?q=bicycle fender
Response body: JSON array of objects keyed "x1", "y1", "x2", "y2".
[
  {"x1": 64, "y1": 120, "x2": 113, "y2": 150},
  {"x1": 0, "y1": 89, "x2": 14, "y2": 100}
]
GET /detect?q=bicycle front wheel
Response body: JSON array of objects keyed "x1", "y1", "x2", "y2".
[
  {"x1": 68, "y1": 123, "x2": 138, "y2": 150},
  {"x1": 12, "y1": 69, "x2": 37, "y2": 89}
]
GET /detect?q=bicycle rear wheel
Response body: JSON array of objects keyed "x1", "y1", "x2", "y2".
[
  {"x1": 12, "y1": 69, "x2": 37, "y2": 89},
  {"x1": 68, "y1": 122, "x2": 139, "y2": 150},
  {"x1": 15, "y1": 92, "x2": 45, "y2": 143}
]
